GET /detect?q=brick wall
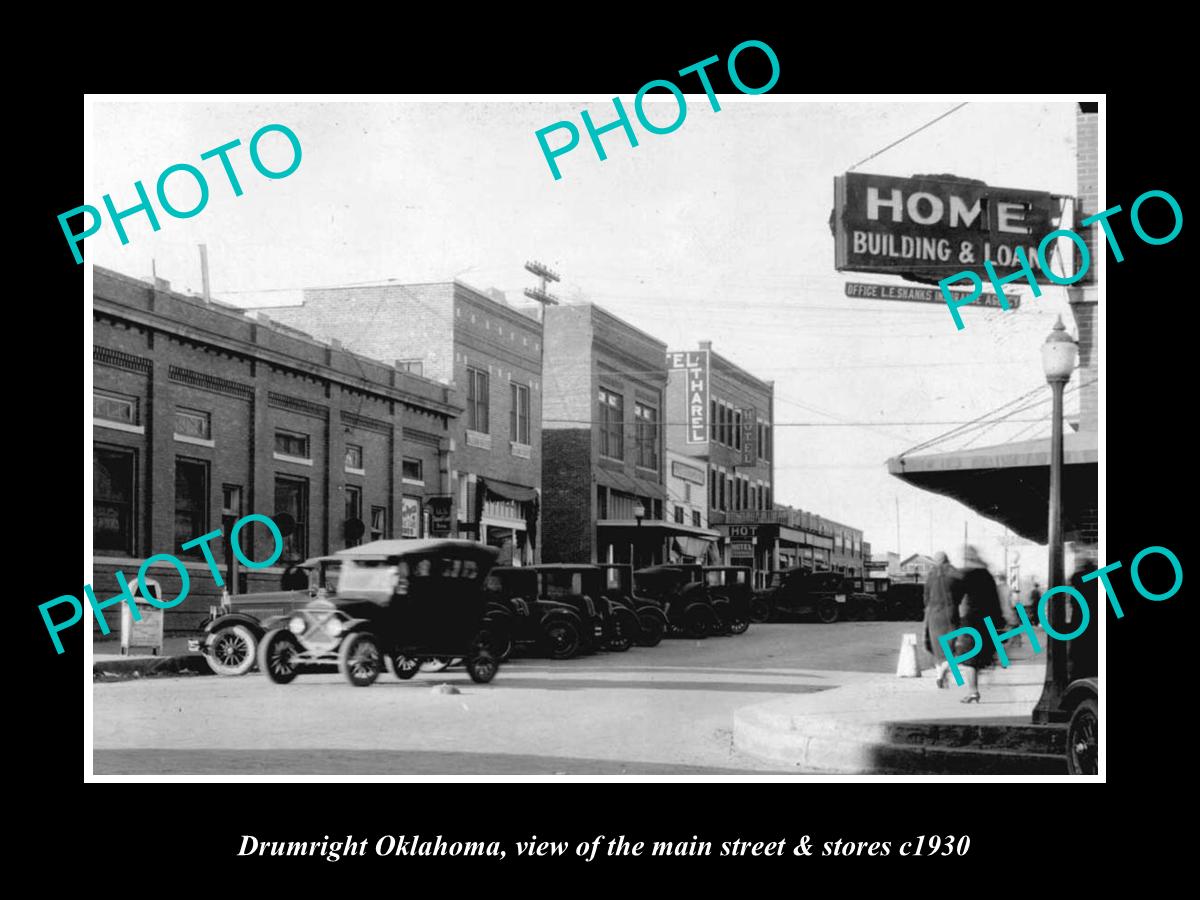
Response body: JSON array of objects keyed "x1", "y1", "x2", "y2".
[
  {"x1": 541, "y1": 429, "x2": 595, "y2": 562},
  {"x1": 1070, "y1": 105, "x2": 1099, "y2": 435},
  {"x1": 92, "y1": 266, "x2": 457, "y2": 636}
]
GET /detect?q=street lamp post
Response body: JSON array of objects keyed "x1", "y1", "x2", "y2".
[
  {"x1": 633, "y1": 501, "x2": 646, "y2": 568},
  {"x1": 1032, "y1": 316, "x2": 1078, "y2": 724}
]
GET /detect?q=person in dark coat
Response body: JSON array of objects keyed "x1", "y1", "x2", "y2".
[
  {"x1": 957, "y1": 545, "x2": 1004, "y2": 702},
  {"x1": 923, "y1": 551, "x2": 962, "y2": 688}
]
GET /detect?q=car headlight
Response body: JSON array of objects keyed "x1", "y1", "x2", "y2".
[
  {"x1": 327, "y1": 618, "x2": 344, "y2": 637},
  {"x1": 288, "y1": 616, "x2": 306, "y2": 635}
]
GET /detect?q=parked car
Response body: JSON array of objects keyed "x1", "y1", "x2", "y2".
[
  {"x1": 702, "y1": 566, "x2": 753, "y2": 634},
  {"x1": 1062, "y1": 677, "x2": 1098, "y2": 775},
  {"x1": 597, "y1": 563, "x2": 668, "y2": 647},
  {"x1": 884, "y1": 581, "x2": 926, "y2": 621},
  {"x1": 754, "y1": 568, "x2": 850, "y2": 624},
  {"x1": 190, "y1": 554, "x2": 342, "y2": 676},
  {"x1": 846, "y1": 575, "x2": 891, "y2": 620},
  {"x1": 632, "y1": 566, "x2": 721, "y2": 638},
  {"x1": 482, "y1": 566, "x2": 588, "y2": 659},
  {"x1": 527, "y1": 564, "x2": 627, "y2": 651},
  {"x1": 257, "y1": 539, "x2": 502, "y2": 687}
]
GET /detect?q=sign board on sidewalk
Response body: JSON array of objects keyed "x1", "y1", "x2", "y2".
[
  {"x1": 833, "y1": 172, "x2": 1062, "y2": 285},
  {"x1": 120, "y1": 578, "x2": 163, "y2": 656},
  {"x1": 427, "y1": 495, "x2": 454, "y2": 537},
  {"x1": 845, "y1": 281, "x2": 1019, "y2": 309}
]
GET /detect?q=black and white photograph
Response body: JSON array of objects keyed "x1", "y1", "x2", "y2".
[{"x1": 78, "y1": 92, "x2": 1112, "y2": 779}]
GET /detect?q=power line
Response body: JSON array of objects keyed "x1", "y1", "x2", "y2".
[{"x1": 846, "y1": 102, "x2": 970, "y2": 171}]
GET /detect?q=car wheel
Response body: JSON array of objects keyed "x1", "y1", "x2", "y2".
[
  {"x1": 1067, "y1": 697, "x2": 1098, "y2": 775},
  {"x1": 258, "y1": 628, "x2": 301, "y2": 685},
  {"x1": 206, "y1": 624, "x2": 257, "y2": 676},
  {"x1": 389, "y1": 654, "x2": 422, "y2": 680},
  {"x1": 749, "y1": 599, "x2": 772, "y2": 624},
  {"x1": 728, "y1": 615, "x2": 750, "y2": 635},
  {"x1": 858, "y1": 602, "x2": 879, "y2": 622},
  {"x1": 635, "y1": 614, "x2": 664, "y2": 648},
  {"x1": 545, "y1": 620, "x2": 581, "y2": 659},
  {"x1": 817, "y1": 599, "x2": 840, "y2": 624},
  {"x1": 338, "y1": 632, "x2": 382, "y2": 687},
  {"x1": 466, "y1": 650, "x2": 498, "y2": 684},
  {"x1": 484, "y1": 628, "x2": 514, "y2": 662},
  {"x1": 684, "y1": 606, "x2": 710, "y2": 639}
]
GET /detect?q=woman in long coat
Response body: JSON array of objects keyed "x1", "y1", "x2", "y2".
[
  {"x1": 923, "y1": 552, "x2": 961, "y2": 688},
  {"x1": 956, "y1": 545, "x2": 1004, "y2": 702}
]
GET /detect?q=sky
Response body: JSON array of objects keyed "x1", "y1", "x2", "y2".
[{"x1": 87, "y1": 97, "x2": 1084, "y2": 582}]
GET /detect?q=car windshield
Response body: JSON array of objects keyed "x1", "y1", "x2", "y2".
[{"x1": 338, "y1": 560, "x2": 401, "y2": 596}]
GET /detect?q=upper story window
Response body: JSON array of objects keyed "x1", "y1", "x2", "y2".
[
  {"x1": 467, "y1": 367, "x2": 489, "y2": 433},
  {"x1": 598, "y1": 388, "x2": 624, "y2": 459},
  {"x1": 345, "y1": 444, "x2": 363, "y2": 470},
  {"x1": 94, "y1": 390, "x2": 138, "y2": 425},
  {"x1": 275, "y1": 429, "x2": 310, "y2": 460},
  {"x1": 396, "y1": 359, "x2": 424, "y2": 377},
  {"x1": 511, "y1": 382, "x2": 531, "y2": 445},
  {"x1": 634, "y1": 402, "x2": 658, "y2": 470},
  {"x1": 402, "y1": 457, "x2": 424, "y2": 483},
  {"x1": 175, "y1": 408, "x2": 211, "y2": 441}
]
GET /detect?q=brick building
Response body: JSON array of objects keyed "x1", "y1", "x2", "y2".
[
  {"x1": 541, "y1": 303, "x2": 717, "y2": 565},
  {"x1": 92, "y1": 267, "x2": 459, "y2": 635},
  {"x1": 666, "y1": 341, "x2": 776, "y2": 573},
  {"x1": 259, "y1": 281, "x2": 543, "y2": 564}
]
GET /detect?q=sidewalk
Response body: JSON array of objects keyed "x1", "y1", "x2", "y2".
[
  {"x1": 734, "y1": 635, "x2": 1068, "y2": 774},
  {"x1": 93, "y1": 637, "x2": 212, "y2": 680}
]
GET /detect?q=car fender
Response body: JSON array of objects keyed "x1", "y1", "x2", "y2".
[
  {"x1": 637, "y1": 605, "x2": 669, "y2": 626},
  {"x1": 1061, "y1": 678, "x2": 1099, "y2": 714},
  {"x1": 203, "y1": 613, "x2": 265, "y2": 640},
  {"x1": 539, "y1": 607, "x2": 583, "y2": 630}
]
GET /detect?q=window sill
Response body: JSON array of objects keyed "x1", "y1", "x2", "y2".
[
  {"x1": 345, "y1": 466, "x2": 366, "y2": 476},
  {"x1": 635, "y1": 464, "x2": 660, "y2": 476},
  {"x1": 94, "y1": 419, "x2": 144, "y2": 435},
  {"x1": 274, "y1": 452, "x2": 314, "y2": 467},
  {"x1": 510, "y1": 442, "x2": 532, "y2": 459},
  {"x1": 465, "y1": 430, "x2": 492, "y2": 450},
  {"x1": 402, "y1": 477, "x2": 425, "y2": 487},
  {"x1": 175, "y1": 434, "x2": 215, "y2": 448}
]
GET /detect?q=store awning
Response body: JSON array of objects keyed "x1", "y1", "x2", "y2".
[
  {"x1": 597, "y1": 519, "x2": 721, "y2": 540},
  {"x1": 480, "y1": 477, "x2": 538, "y2": 504},
  {"x1": 888, "y1": 431, "x2": 1097, "y2": 544}
]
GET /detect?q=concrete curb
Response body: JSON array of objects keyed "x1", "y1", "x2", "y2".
[{"x1": 94, "y1": 654, "x2": 214, "y2": 680}]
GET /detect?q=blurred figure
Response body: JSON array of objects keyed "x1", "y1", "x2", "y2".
[
  {"x1": 1066, "y1": 547, "x2": 1099, "y2": 683},
  {"x1": 923, "y1": 551, "x2": 962, "y2": 689},
  {"x1": 1024, "y1": 578, "x2": 1042, "y2": 628},
  {"x1": 957, "y1": 545, "x2": 1004, "y2": 703}
]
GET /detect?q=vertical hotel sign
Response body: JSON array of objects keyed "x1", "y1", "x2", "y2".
[
  {"x1": 667, "y1": 350, "x2": 709, "y2": 444},
  {"x1": 740, "y1": 408, "x2": 756, "y2": 464}
]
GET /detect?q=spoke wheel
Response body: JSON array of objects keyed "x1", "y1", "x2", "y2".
[
  {"x1": 338, "y1": 632, "x2": 381, "y2": 687},
  {"x1": 817, "y1": 600, "x2": 840, "y2": 624},
  {"x1": 258, "y1": 629, "x2": 301, "y2": 685},
  {"x1": 466, "y1": 650, "x2": 498, "y2": 684},
  {"x1": 635, "y1": 614, "x2": 664, "y2": 648},
  {"x1": 749, "y1": 599, "x2": 772, "y2": 624},
  {"x1": 683, "y1": 607, "x2": 710, "y2": 640},
  {"x1": 1067, "y1": 698, "x2": 1098, "y2": 775},
  {"x1": 728, "y1": 615, "x2": 750, "y2": 635},
  {"x1": 545, "y1": 620, "x2": 581, "y2": 659},
  {"x1": 390, "y1": 654, "x2": 422, "y2": 680},
  {"x1": 207, "y1": 624, "x2": 257, "y2": 676}
]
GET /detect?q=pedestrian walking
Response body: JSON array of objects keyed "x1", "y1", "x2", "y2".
[
  {"x1": 1024, "y1": 578, "x2": 1041, "y2": 626},
  {"x1": 923, "y1": 551, "x2": 962, "y2": 689},
  {"x1": 956, "y1": 545, "x2": 1004, "y2": 703}
]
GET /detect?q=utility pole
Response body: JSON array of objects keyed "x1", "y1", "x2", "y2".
[
  {"x1": 523, "y1": 260, "x2": 561, "y2": 322},
  {"x1": 894, "y1": 496, "x2": 901, "y2": 560}
]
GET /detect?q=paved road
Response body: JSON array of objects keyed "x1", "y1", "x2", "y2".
[{"x1": 93, "y1": 621, "x2": 923, "y2": 775}]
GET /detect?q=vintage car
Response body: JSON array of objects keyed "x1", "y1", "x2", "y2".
[
  {"x1": 754, "y1": 567, "x2": 850, "y2": 624},
  {"x1": 597, "y1": 563, "x2": 668, "y2": 647},
  {"x1": 632, "y1": 566, "x2": 721, "y2": 638},
  {"x1": 481, "y1": 566, "x2": 589, "y2": 660},
  {"x1": 702, "y1": 566, "x2": 753, "y2": 634},
  {"x1": 1062, "y1": 677, "x2": 1098, "y2": 775},
  {"x1": 526, "y1": 564, "x2": 625, "y2": 652},
  {"x1": 845, "y1": 575, "x2": 891, "y2": 620},
  {"x1": 884, "y1": 581, "x2": 926, "y2": 621},
  {"x1": 257, "y1": 539, "x2": 502, "y2": 686},
  {"x1": 189, "y1": 554, "x2": 342, "y2": 676}
]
